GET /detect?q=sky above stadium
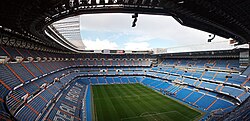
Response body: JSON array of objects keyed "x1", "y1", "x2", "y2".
[{"x1": 80, "y1": 13, "x2": 238, "y2": 52}]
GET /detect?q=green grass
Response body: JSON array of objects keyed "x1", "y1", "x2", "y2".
[{"x1": 92, "y1": 84, "x2": 203, "y2": 121}]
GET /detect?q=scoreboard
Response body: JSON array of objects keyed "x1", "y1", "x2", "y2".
[
  {"x1": 102, "y1": 50, "x2": 125, "y2": 54},
  {"x1": 102, "y1": 49, "x2": 152, "y2": 54}
]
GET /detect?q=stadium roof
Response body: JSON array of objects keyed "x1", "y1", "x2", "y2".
[
  {"x1": 51, "y1": 16, "x2": 86, "y2": 50},
  {"x1": 156, "y1": 48, "x2": 248, "y2": 58},
  {"x1": 0, "y1": 0, "x2": 250, "y2": 52}
]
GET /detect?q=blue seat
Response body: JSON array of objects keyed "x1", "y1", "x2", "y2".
[
  {"x1": 106, "y1": 77, "x2": 114, "y2": 84},
  {"x1": 127, "y1": 77, "x2": 137, "y2": 83},
  {"x1": 199, "y1": 81, "x2": 218, "y2": 90},
  {"x1": 183, "y1": 78, "x2": 196, "y2": 85},
  {"x1": 202, "y1": 71, "x2": 216, "y2": 80},
  {"x1": 90, "y1": 78, "x2": 98, "y2": 84},
  {"x1": 185, "y1": 91, "x2": 203, "y2": 104},
  {"x1": 196, "y1": 95, "x2": 216, "y2": 109},
  {"x1": 176, "y1": 89, "x2": 192, "y2": 100},
  {"x1": 113, "y1": 77, "x2": 121, "y2": 83},
  {"x1": 222, "y1": 86, "x2": 244, "y2": 98},
  {"x1": 208, "y1": 99, "x2": 234, "y2": 111},
  {"x1": 98, "y1": 77, "x2": 107, "y2": 84},
  {"x1": 24, "y1": 63, "x2": 43, "y2": 77},
  {"x1": 0, "y1": 65, "x2": 22, "y2": 88}
]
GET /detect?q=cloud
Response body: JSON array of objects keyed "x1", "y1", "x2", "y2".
[
  {"x1": 80, "y1": 13, "x2": 234, "y2": 51},
  {"x1": 82, "y1": 39, "x2": 118, "y2": 50},
  {"x1": 124, "y1": 42, "x2": 150, "y2": 50},
  {"x1": 128, "y1": 35, "x2": 156, "y2": 42}
]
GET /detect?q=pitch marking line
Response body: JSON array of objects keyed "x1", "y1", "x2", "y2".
[
  {"x1": 95, "y1": 93, "x2": 158, "y2": 100},
  {"x1": 175, "y1": 111, "x2": 192, "y2": 121},
  {"x1": 120, "y1": 111, "x2": 177, "y2": 121}
]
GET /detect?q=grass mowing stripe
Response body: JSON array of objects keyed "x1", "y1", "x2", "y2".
[
  {"x1": 129, "y1": 84, "x2": 180, "y2": 121},
  {"x1": 99, "y1": 85, "x2": 121, "y2": 120},
  {"x1": 91, "y1": 86, "x2": 97, "y2": 121},
  {"x1": 98, "y1": 84, "x2": 137, "y2": 120},
  {"x1": 92, "y1": 84, "x2": 203, "y2": 121},
  {"x1": 109, "y1": 84, "x2": 131, "y2": 118},
  {"x1": 124, "y1": 84, "x2": 171, "y2": 121},
  {"x1": 132, "y1": 84, "x2": 175, "y2": 112},
  {"x1": 112, "y1": 84, "x2": 141, "y2": 119},
  {"x1": 93, "y1": 86, "x2": 104, "y2": 120},
  {"x1": 123, "y1": 85, "x2": 178, "y2": 120},
  {"x1": 136, "y1": 84, "x2": 201, "y2": 120},
  {"x1": 119, "y1": 84, "x2": 155, "y2": 117}
]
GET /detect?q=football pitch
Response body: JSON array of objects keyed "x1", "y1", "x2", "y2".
[{"x1": 92, "y1": 84, "x2": 204, "y2": 121}]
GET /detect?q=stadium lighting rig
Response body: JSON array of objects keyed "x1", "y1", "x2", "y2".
[
  {"x1": 132, "y1": 13, "x2": 138, "y2": 27},
  {"x1": 208, "y1": 34, "x2": 216, "y2": 42}
]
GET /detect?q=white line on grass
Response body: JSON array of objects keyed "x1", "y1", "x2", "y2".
[
  {"x1": 95, "y1": 93, "x2": 157, "y2": 100},
  {"x1": 175, "y1": 111, "x2": 192, "y2": 121},
  {"x1": 120, "y1": 111, "x2": 178, "y2": 121}
]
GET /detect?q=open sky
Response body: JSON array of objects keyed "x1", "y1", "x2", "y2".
[{"x1": 80, "y1": 13, "x2": 237, "y2": 52}]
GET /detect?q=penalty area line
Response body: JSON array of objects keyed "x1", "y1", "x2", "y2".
[{"x1": 120, "y1": 111, "x2": 178, "y2": 121}]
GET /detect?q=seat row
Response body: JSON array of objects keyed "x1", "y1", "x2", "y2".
[
  {"x1": 152, "y1": 67, "x2": 248, "y2": 87},
  {"x1": 39, "y1": 79, "x2": 87, "y2": 121},
  {"x1": 160, "y1": 58, "x2": 239, "y2": 70},
  {"x1": 0, "y1": 46, "x2": 150, "y2": 60},
  {"x1": 148, "y1": 69, "x2": 249, "y2": 102},
  {"x1": 0, "y1": 62, "x2": 149, "y2": 120},
  {"x1": 140, "y1": 77, "x2": 235, "y2": 112},
  {"x1": 14, "y1": 73, "x2": 81, "y2": 121},
  {"x1": 6, "y1": 70, "x2": 77, "y2": 115},
  {"x1": 0, "y1": 60, "x2": 149, "y2": 104},
  {"x1": 79, "y1": 76, "x2": 143, "y2": 85}
]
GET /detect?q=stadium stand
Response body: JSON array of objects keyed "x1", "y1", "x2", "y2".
[
  {"x1": 40, "y1": 79, "x2": 86, "y2": 121},
  {"x1": 153, "y1": 50, "x2": 250, "y2": 120},
  {"x1": 0, "y1": 45, "x2": 153, "y2": 120},
  {"x1": 140, "y1": 77, "x2": 236, "y2": 112},
  {"x1": 1, "y1": 0, "x2": 250, "y2": 120},
  {"x1": 0, "y1": 45, "x2": 249, "y2": 121}
]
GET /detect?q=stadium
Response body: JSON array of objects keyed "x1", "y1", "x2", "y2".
[{"x1": 0, "y1": 0, "x2": 250, "y2": 121}]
